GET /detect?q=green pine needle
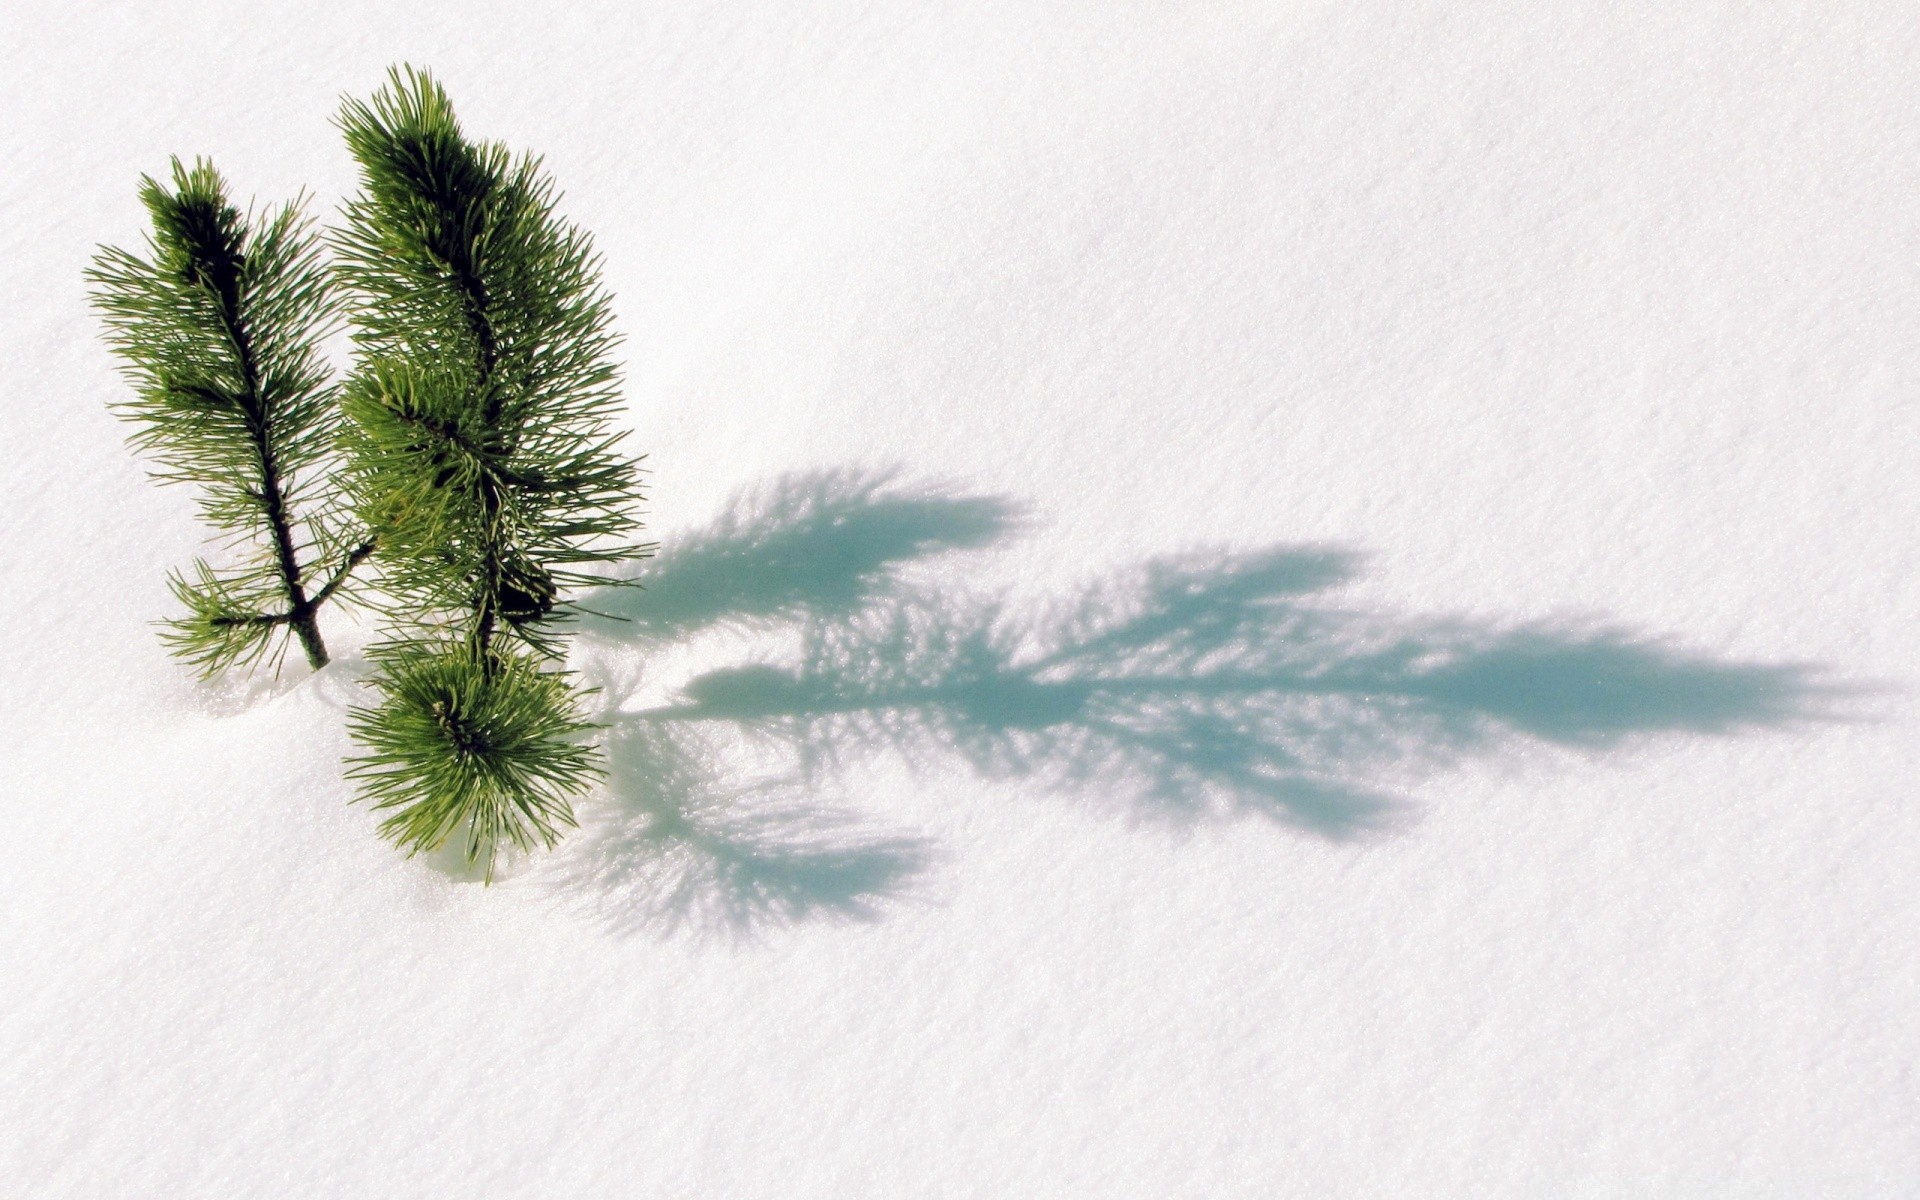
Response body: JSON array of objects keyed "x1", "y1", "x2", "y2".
[
  {"x1": 334, "y1": 66, "x2": 650, "y2": 873},
  {"x1": 160, "y1": 557, "x2": 287, "y2": 676},
  {"x1": 347, "y1": 644, "x2": 598, "y2": 880},
  {"x1": 87, "y1": 157, "x2": 363, "y2": 673},
  {"x1": 86, "y1": 69, "x2": 653, "y2": 881},
  {"x1": 334, "y1": 65, "x2": 648, "y2": 660}
]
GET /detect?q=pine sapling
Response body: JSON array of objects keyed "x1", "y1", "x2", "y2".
[
  {"x1": 333, "y1": 67, "x2": 649, "y2": 877},
  {"x1": 88, "y1": 159, "x2": 371, "y2": 674}
]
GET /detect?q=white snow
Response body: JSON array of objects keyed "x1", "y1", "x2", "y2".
[{"x1": 3, "y1": 1, "x2": 1917, "y2": 1195}]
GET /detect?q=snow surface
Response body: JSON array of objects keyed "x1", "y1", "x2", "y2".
[{"x1": 3, "y1": 1, "x2": 1917, "y2": 1195}]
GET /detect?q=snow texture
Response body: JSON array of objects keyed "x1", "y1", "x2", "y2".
[{"x1": 2, "y1": 1, "x2": 1916, "y2": 1195}]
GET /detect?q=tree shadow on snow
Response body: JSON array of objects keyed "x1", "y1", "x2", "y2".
[{"x1": 554, "y1": 469, "x2": 1853, "y2": 940}]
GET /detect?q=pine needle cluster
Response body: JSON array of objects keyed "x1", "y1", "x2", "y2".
[{"x1": 88, "y1": 68, "x2": 650, "y2": 879}]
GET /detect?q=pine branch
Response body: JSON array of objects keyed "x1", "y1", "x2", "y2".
[
  {"x1": 335, "y1": 68, "x2": 646, "y2": 659},
  {"x1": 310, "y1": 539, "x2": 379, "y2": 609},
  {"x1": 335, "y1": 66, "x2": 648, "y2": 871},
  {"x1": 88, "y1": 158, "x2": 372, "y2": 674}
]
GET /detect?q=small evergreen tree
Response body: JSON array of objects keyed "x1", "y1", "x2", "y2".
[
  {"x1": 333, "y1": 67, "x2": 649, "y2": 877},
  {"x1": 88, "y1": 160, "x2": 369, "y2": 674}
]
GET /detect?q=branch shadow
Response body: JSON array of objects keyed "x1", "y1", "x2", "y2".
[
  {"x1": 555, "y1": 469, "x2": 1856, "y2": 939},
  {"x1": 583, "y1": 468, "x2": 1022, "y2": 640},
  {"x1": 560, "y1": 718, "x2": 939, "y2": 940}
]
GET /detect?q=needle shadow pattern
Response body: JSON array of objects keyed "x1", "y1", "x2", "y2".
[{"x1": 560, "y1": 471, "x2": 1844, "y2": 938}]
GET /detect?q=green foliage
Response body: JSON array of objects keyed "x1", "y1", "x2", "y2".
[
  {"x1": 334, "y1": 66, "x2": 649, "y2": 871},
  {"x1": 159, "y1": 558, "x2": 293, "y2": 674},
  {"x1": 86, "y1": 70, "x2": 648, "y2": 877},
  {"x1": 346, "y1": 642, "x2": 596, "y2": 880},
  {"x1": 88, "y1": 158, "x2": 361, "y2": 673},
  {"x1": 334, "y1": 66, "x2": 643, "y2": 657}
]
